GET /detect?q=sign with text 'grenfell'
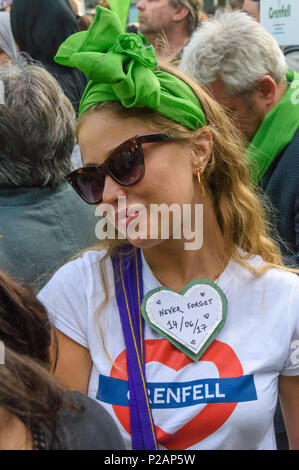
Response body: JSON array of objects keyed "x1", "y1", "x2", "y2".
[{"x1": 261, "y1": 0, "x2": 299, "y2": 45}]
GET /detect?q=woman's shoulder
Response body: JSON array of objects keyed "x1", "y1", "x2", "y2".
[
  {"x1": 238, "y1": 253, "x2": 299, "y2": 291},
  {"x1": 37, "y1": 248, "x2": 113, "y2": 325},
  {"x1": 39, "y1": 248, "x2": 110, "y2": 292},
  {"x1": 62, "y1": 248, "x2": 109, "y2": 270}
]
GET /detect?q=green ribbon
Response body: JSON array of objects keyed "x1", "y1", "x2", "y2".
[
  {"x1": 107, "y1": 0, "x2": 131, "y2": 32},
  {"x1": 247, "y1": 69, "x2": 299, "y2": 184},
  {"x1": 54, "y1": 6, "x2": 206, "y2": 130}
]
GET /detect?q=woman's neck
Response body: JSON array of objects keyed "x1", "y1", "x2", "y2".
[
  {"x1": 0, "y1": 408, "x2": 33, "y2": 450},
  {"x1": 142, "y1": 199, "x2": 229, "y2": 291}
]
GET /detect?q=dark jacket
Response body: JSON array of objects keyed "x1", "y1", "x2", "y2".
[
  {"x1": 41, "y1": 391, "x2": 126, "y2": 450},
  {"x1": 260, "y1": 128, "x2": 299, "y2": 267},
  {"x1": 0, "y1": 183, "x2": 98, "y2": 292}
]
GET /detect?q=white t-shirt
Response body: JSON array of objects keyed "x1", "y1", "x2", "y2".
[{"x1": 38, "y1": 250, "x2": 299, "y2": 450}]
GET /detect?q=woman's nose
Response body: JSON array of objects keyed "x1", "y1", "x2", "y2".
[{"x1": 101, "y1": 174, "x2": 127, "y2": 205}]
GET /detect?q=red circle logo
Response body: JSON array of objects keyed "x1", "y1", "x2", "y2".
[{"x1": 110, "y1": 338, "x2": 243, "y2": 450}]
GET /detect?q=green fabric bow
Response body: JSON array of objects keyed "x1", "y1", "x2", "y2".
[
  {"x1": 107, "y1": 0, "x2": 131, "y2": 32},
  {"x1": 54, "y1": 6, "x2": 206, "y2": 130}
]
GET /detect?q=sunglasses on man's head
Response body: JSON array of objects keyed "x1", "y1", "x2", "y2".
[{"x1": 66, "y1": 133, "x2": 171, "y2": 205}]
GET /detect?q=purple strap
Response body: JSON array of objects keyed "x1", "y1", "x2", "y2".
[{"x1": 111, "y1": 245, "x2": 158, "y2": 450}]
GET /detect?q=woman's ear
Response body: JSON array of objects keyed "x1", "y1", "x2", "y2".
[{"x1": 190, "y1": 128, "x2": 213, "y2": 174}]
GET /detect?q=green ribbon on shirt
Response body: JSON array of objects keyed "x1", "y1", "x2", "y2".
[
  {"x1": 54, "y1": 5, "x2": 206, "y2": 130},
  {"x1": 247, "y1": 69, "x2": 299, "y2": 184}
]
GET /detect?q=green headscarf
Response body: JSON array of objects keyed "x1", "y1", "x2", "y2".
[
  {"x1": 54, "y1": 6, "x2": 206, "y2": 130},
  {"x1": 107, "y1": 0, "x2": 131, "y2": 32}
]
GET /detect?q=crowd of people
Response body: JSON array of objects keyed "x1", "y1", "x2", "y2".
[{"x1": 0, "y1": 0, "x2": 298, "y2": 451}]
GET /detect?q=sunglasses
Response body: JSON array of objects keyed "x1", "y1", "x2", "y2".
[{"x1": 66, "y1": 133, "x2": 171, "y2": 205}]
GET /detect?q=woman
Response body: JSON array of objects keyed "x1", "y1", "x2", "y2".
[
  {"x1": 0, "y1": 270, "x2": 125, "y2": 450},
  {"x1": 38, "y1": 6, "x2": 299, "y2": 450},
  {"x1": 10, "y1": 0, "x2": 87, "y2": 114}
]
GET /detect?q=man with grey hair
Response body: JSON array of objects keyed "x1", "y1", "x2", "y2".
[
  {"x1": 136, "y1": 0, "x2": 202, "y2": 64},
  {"x1": 180, "y1": 10, "x2": 299, "y2": 263},
  {"x1": 0, "y1": 63, "x2": 98, "y2": 292},
  {"x1": 180, "y1": 11, "x2": 299, "y2": 449}
]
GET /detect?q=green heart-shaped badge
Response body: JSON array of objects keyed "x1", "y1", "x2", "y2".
[{"x1": 141, "y1": 279, "x2": 227, "y2": 361}]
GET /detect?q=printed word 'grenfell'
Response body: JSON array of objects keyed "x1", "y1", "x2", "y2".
[
  {"x1": 145, "y1": 382, "x2": 226, "y2": 405},
  {"x1": 269, "y1": 4, "x2": 291, "y2": 19}
]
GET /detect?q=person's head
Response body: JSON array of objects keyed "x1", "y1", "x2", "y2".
[
  {"x1": 0, "y1": 63, "x2": 76, "y2": 188},
  {"x1": 242, "y1": 0, "x2": 260, "y2": 21},
  {"x1": 75, "y1": 65, "x2": 282, "y2": 264},
  {"x1": 0, "y1": 270, "x2": 78, "y2": 447},
  {"x1": 137, "y1": 0, "x2": 201, "y2": 38},
  {"x1": 179, "y1": 11, "x2": 288, "y2": 140},
  {"x1": 0, "y1": 12, "x2": 21, "y2": 65},
  {"x1": 0, "y1": 270, "x2": 52, "y2": 367},
  {"x1": 10, "y1": 0, "x2": 80, "y2": 64},
  {"x1": 10, "y1": 0, "x2": 88, "y2": 114},
  {"x1": 56, "y1": 5, "x2": 283, "y2": 268},
  {"x1": 77, "y1": 14, "x2": 93, "y2": 31}
]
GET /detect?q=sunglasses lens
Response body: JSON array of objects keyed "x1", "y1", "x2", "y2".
[
  {"x1": 67, "y1": 136, "x2": 154, "y2": 204},
  {"x1": 108, "y1": 142, "x2": 143, "y2": 185},
  {"x1": 69, "y1": 167, "x2": 104, "y2": 204}
]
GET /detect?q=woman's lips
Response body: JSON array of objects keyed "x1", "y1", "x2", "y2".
[
  {"x1": 116, "y1": 207, "x2": 141, "y2": 228},
  {"x1": 124, "y1": 211, "x2": 139, "y2": 227}
]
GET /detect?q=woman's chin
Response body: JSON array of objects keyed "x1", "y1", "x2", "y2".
[{"x1": 126, "y1": 236, "x2": 164, "y2": 250}]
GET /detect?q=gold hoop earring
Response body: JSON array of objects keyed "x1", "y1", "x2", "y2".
[{"x1": 197, "y1": 168, "x2": 205, "y2": 199}]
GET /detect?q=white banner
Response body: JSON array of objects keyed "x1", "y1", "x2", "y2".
[{"x1": 261, "y1": 0, "x2": 299, "y2": 45}]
